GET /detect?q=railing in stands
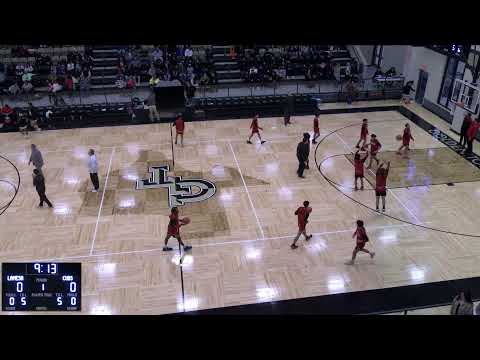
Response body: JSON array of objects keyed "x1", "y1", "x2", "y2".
[{"x1": 0, "y1": 75, "x2": 405, "y2": 109}]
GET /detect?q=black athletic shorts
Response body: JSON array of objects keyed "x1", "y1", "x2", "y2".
[{"x1": 375, "y1": 190, "x2": 386, "y2": 197}]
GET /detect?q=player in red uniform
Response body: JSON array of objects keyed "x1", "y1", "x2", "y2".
[
  {"x1": 356, "y1": 118, "x2": 369, "y2": 149},
  {"x1": 163, "y1": 207, "x2": 192, "y2": 251},
  {"x1": 375, "y1": 161, "x2": 390, "y2": 212},
  {"x1": 312, "y1": 114, "x2": 320, "y2": 144},
  {"x1": 247, "y1": 114, "x2": 266, "y2": 144},
  {"x1": 290, "y1": 201, "x2": 313, "y2": 249},
  {"x1": 365, "y1": 134, "x2": 382, "y2": 169},
  {"x1": 173, "y1": 115, "x2": 185, "y2": 147},
  {"x1": 345, "y1": 220, "x2": 375, "y2": 265},
  {"x1": 464, "y1": 117, "x2": 480, "y2": 155},
  {"x1": 354, "y1": 150, "x2": 369, "y2": 191},
  {"x1": 396, "y1": 123, "x2": 414, "y2": 158}
]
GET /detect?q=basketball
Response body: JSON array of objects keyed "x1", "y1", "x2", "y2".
[
  {"x1": 180, "y1": 217, "x2": 190, "y2": 225},
  {"x1": 396, "y1": 134, "x2": 402, "y2": 141}
]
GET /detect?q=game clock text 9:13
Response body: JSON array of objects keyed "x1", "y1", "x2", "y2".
[{"x1": 2, "y1": 263, "x2": 81, "y2": 311}]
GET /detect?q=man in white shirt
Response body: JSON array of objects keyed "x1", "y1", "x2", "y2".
[
  {"x1": 184, "y1": 47, "x2": 193, "y2": 58},
  {"x1": 87, "y1": 149, "x2": 100, "y2": 192}
]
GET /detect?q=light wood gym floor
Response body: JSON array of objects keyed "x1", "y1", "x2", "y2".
[{"x1": 1, "y1": 100, "x2": 480, "y2": 315}]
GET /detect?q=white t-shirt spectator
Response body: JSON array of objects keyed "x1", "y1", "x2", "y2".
[
  {"x1": 52, "y1": 82, "x2": 63, "y2": 93},
  {"x1": 152, "y1": 48, "x2": 163, "y2": 61},
  {"x1": 184, "y1": 48, "x2": 193, "y2": 57},
  {"x1": 88, "y1": 154, "x2": 98, "y2": 173},
  {"x1": 9, "y1": 83, "x2": 20, "y2": 95}
]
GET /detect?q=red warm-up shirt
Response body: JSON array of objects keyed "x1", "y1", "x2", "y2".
[
  {"x1": 370, "y1": 139, "x2": 381, "y2": 154},
  {"x1": 360, "y1": 123, "x2": 368, "y2": 139},
  {"x1": 467, "y1": 121, "x2": 480, "y2": 141},
  {"x1": 175, "y1": 117, "x2": 185, "y2": 134},
  {"x1": 354, "y1": 156, "x2": 367, "y2": 176},
  {"x1": 354, "y1": 226, "x2": 368, "y2": 244},
  {"x1": 295, "y1": 206, "x2": 311, "y2": 231},
  {"x1": 167, "y1": 213, "x2": 180, "y2": 236},
  {"x1": 402, "y1": 127, "x2": 413, "y2": 145},
  {"x1": 251, "y1": 118, "x2": 260, "y2": 133},
  {"x1": 375, "y1": 168, "x2": 389, "y2": 192},
  {"x1": 313, "y1": 117, "x2": 319, "y2": 132}
]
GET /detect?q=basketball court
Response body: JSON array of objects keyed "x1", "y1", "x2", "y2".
[{"x1": 1, "y1": 100, "x2": 480, "y2": 315}]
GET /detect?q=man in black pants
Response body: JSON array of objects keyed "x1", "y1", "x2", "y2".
[
  {"x1": 296, "y1": 133, "x2": 310, "y2": 178},
  {"x1": 33, "y1": 169, "x2": 53, "y2": 208},
  {"x1": 459, "y1": 112, "x2": 473, "y2": 148}
]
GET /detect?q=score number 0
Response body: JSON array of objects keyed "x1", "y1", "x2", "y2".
[
  {"x1": 8, "y1": 280, "x2": 26, "y2": 306},
  {"x1": 57, "y1": 277, "x2": 78, "y2": 306}
]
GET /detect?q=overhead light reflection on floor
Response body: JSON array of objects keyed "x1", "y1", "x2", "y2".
[
  {"x1": 256, "y1": 287, "x2": 278, "y2": 301},
  {"x1": 96, "y1": 263, "x2": 117, "y2": 275},
  {"x1": 409, "y1": 267, "x2": 425, "y2": 281},
  {"x1": 277, "y1": 186, "x2": 292, "y2": 200},
  {"x1": 91, "y1": 305, "x2": 112, "y2": 315},
  {"x1": 177, "y1": 297, "x2": 199, "y2": 311},
  {"x1": 53, "y1": 204, "x2": 71, "y2": 215},
  {"x1": 327, "y1": 277, "x2": 345, "y2": 292},
  {"x1": 245, "y1": 248, "x2": 262, "y2": 261}
]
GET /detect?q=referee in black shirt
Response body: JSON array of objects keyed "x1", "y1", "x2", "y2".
[
  {"x1": 296, "y1": 133, "x2": 310, "y2": 178},
  {"x1": 33, "y1": 169, "x2": 53, "y2": 208}
]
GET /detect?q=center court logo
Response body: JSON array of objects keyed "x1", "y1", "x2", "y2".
[{"x1": 136, "y1": 165, "x2": 216, "y2": 207}]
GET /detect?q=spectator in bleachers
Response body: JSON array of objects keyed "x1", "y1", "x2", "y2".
[
  {"x1": 149, "y1": 74, "x2": 160, "y2": 87},
  {"x1": 116, "y1": 75, "x2": 126, "y2": 89},
  {"x1": 345, "y1": 79, "x2": 357, "y2": 105},
  {"x1": 151, "y1": 46, "x2": 164, "y2": 62},
  {"x1": 67, "y1": 60, "x2": 75, "y2": 74},
  {"x1": 451, "y1": 290, "x2": 474, "y2": 315},
  {"x1": 385, "y1": 67, "x2": 397, "y2": 77},
  {"x1": 22, "y1": 71, "x2": 33, "y2": 83},
  {"x1": 8, "y1": 82, "x2": 20, "y2": 97},
  {"x1": 1, "y1": 104, "x2": 14, "y2": 116},
  {"x1": 65, "y1": 75, "x2": 74, "y2": 94},
  {"x1": 22, "y1": 80, "x2": 33, "y2": 94},
  {"x1": 184, "y1": 46, "x2": 193, "y2": 58},
  {"x1": 80, "y1": 69, "x2": 91, "y2": 93},
  {"x1": 372, "y1": 66, "x2": 384, "y2": 79},
  {"x1": 126, "y1": 76, "x2": 136, "y2": 89}
]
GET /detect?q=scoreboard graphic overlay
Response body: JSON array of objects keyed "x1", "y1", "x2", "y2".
[{"x1": 2, "y1": 263, "x2": 81, "y2": 311}]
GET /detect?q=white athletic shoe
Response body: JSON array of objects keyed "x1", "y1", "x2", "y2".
[
  {"x1": 92, "y1": 189, "x2": 98, "y2": 193},
  {"x1": 345, "y1": 260, "x2": 354, "y2": 265}
]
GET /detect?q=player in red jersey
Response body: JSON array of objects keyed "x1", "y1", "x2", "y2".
[
  {"x1": 464, "y1": 117, "x2": 480, "y2": 155},
  {"x1": 290, "y1": 201, "x2": 313, "y2": 249},
  {"x1": 312, "y1": 114, "x2": 320, "y2": 144},
  {"x1": 247, "y1": 114, "x2": 266, "y2": 144},
  {"x1": 173, "y1": 115, "x2": 185, "y2": 147},
  {"x1": 163, "y1": 207, "x2": 192, "y2": 252},
  {"x1": 375, "y1": 161, "x2": 390, "y2": 212},
  {"x1": 345, "y1": 220, "x2": 375, "y2": 265},
  {"x1": 365, "y1": 134, "x2": 382, "y2": 169},
  {"x1": 355, "y1": 118, "x2": 368, "y2": 149},
  {"x1": 354, "y1": 150, "x2": 369, "y2": 191},
  {"x1": 396, "y1": 123, "x2": 414, "y2": 158}
]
